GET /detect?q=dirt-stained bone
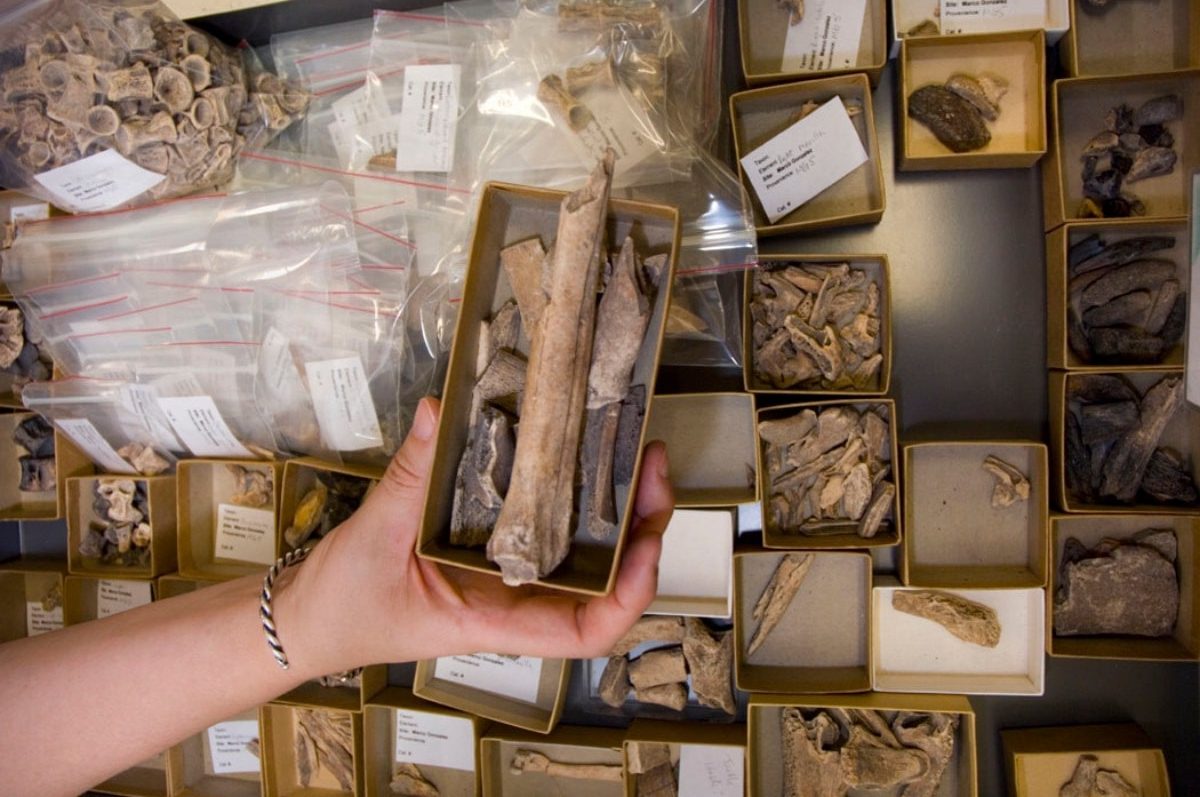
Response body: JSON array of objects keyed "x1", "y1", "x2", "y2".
[
  {"x1": 892, "y1": 590, "x2": 1001, "y2": 648},
  {"x1": 747, "y1": 553, "x2": 814, "y2": 657}
]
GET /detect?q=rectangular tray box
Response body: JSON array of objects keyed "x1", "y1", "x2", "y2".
[
  {"x1": 1048, "y1": 514, "x2": 1198, "y2": 661},
  {"x1": 621, "y1": 719, "x2": 746, "y2": 797},
  {"x1": 889, "y1": 0, "x2": 1070, "y2": 57},
  {"x1": 279, "y1": 456, "x2": 383, "y2": 554},
  {"x1": 0, "y1": 558, "x2": 64, "y2": 642},
  {"x1": 738, "y1": 0, "x2": 888, "y2": 87},
  {"x1": 0, "y1": 412, "x2": 92, "y2": 521},
  {"x1": 166, "y1": 710, "x2": 262, "y2": 797},
  {"x1": 729, "y1": 75, "x2": 886, "y2": 237},
  {"x1": 1060, "y1": 0, "x2": 1200, "y2": 78},
  {"x1": 649, "y1": 508, "x2": 735, "y2": 618},
  {"x1": 260, "y1": 704, "x2": 363, "y2": 797},
  {"x1": 901, "y1": 441, "x2": 1049, "y2": 589},
  {"x1": 417, "y1": 182, "x2": 679, "y2": 597},
  {"x1": 1002, "y1": 723, "x2": 1171, "y2": 797},
  {"x1": 67, "y1": 475, "x2": 177, "y2": 578},
  {"x1": 156, "y1": 572, "x2": 223, "y2": 599},
  {"x1": 481, "y1": 725, "x2": 626, "y2": 797},
  {"x1": 644, "y1": 393, "x2": 757, "y2": 508},
  {"x1": 413, "y1": 655, "x2": 570, "y2": 735},
  {"x1": 63, "y1": 573, "x2": 155, "y2": 625}
]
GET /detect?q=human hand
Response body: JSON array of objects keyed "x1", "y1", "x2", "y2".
[{"x1": 275, "y1": 397, "x2": 674, "y2": 676}]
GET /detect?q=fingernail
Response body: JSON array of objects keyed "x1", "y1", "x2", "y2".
[{"x1": 412, "y1": 399, "x2": 436, "y2": 441}]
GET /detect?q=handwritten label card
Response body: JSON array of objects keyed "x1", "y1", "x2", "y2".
[
  {"x1": 394, "y1": 709, "x2": 475, "y2": 772},
  {"x1": 678, "y1": 745, "x2": 744, "y2": 797},
  {"x1": 434, "y1": 654, "x2": 543, "y2": 704},
  {"x1": 394, "y1": 64, "x2": 461, "y2": 173},
  {"x1": 781, "y1": 0, "x2": 868, "y2": 72},
  {"x1": 940, "y1": 0, "x2": 1045, "y2": 34},
  {"x1": 305, "y1": 356, "x2": 384, "y2": 452},
  {"x1": 214, "y1": 504, "x2": 277, "y2": 566},
  {"x1": 26, "y1": 601, "x2": 63, "y2": 636},
  {"x1": 739, "y1": 96, "x2": 868, "y2": 224},
  {"x1": 156, "y1": 396, "x2": 253, "y2": 459},
  {"x1": 206, "y1": 721, "x2": 261, "y2": 775},
  {"x1": 33, "y1": 149, "x2": 166, "y2": 213},
  {"x1": 97, "y1": 579, "x2": 152, "y2": 618}
]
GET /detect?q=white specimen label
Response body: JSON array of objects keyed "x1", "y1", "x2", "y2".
[
  {"x1": 120, "y1": 384, "x2": 184, "y2": 454},
  {"x1": 214, "y1": 504, "x2": 277, "y2": 566},
  {"x1": 55, "y1": 417, "x2": 138, "y2": 474},
  {"x1": 328, "y1": 84, "x2": 394, "y2": 164},
  {"x1": 434, "y1": 654, "x2": 543, "y2": 704},
  {"x1": 739, "y1": 96, "x2": 868, "y2": 224},
  {"x1": 394, "y1": 709, "x2": 476, "y2": 772},
  {"x1": 782, "y1": 0, "x2": 868, "y2": 72},
  {"x1": 26, "y1": 601, "x2": 63, "y2": 636},
  {"x1": 97, "y1": 579, "x2": 153, "y2": 618},
  {"x1": 393, "y1": 64, "x2": 461, "y2": 173},
  {"x1": 33, "y1": 149, "x2": 166, "y2": 214},
  {"x1": 259, "y1": 329, "x2": 310, "y2": 409},
  {"x1": 9, "y1": 202, "x2": 49, "y2": 222},
  {"x1": 571, "y1": 86, "x2": 661, "y2": 177},
  {"x1": 206, "y1": 721, "x2": 261, "y2": 775},
  {"x1": 304, "y1": 356, "x2": 384, "y2": 451},
  {"x1": 156, "y1": 396, "x2": 253, "y2": 458},
  {"x1": 678, "y1": 745, "x2": 744, "y2": 797},
  {"x1": 940, "y1": 0, "x2": 1045, "y2": 34}
]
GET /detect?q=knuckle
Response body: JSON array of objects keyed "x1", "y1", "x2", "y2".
[{"x1": 381, "y1": 452, "x2": 425, "y2": 497}]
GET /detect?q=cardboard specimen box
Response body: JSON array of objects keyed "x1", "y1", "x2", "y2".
[
  {"x1": 94, "y1": 753, "x2": 172, "y2": 797},
  {"x1": 1046, "y1": 220, "x2": 1190, "y2": 370},
  {"x1": 0, "y1": 298, "x2": 49, "y2": 410},
  {"x1": 0, "y1": 559, "x2": 64, "y2": 641},
  {"x1": 417, "y1": 182, "x2": 679, "y2": 596},
  {"x1": 1002, "y1": 724, "x2": 1171, "y2": 797},
  {"x1": 364, "y1": 687, "x2": 486, "y2": 797},
  {"x1": 738, "y1": 0, "x2": 888, "y2": 87},
  {"x1": 63, "y1": 574, "x2": 155, "y2": 625},
  {"x1": 278, "y1": 456, "x2": 382, "y2": 554},
  {"x1": 729, "y1": 75, "x2": 885, "y2": 236},
  {"x1": 649, "y1": 509, "x2": 735, "y2": 618},
  {"x1": 481, "y1": 724, "x2": 626, "y2": 797},
  {"x1": 643, "y1": 393, "x2": 757, "y2": 507},
  {"x1": 743, "y1": 257, "x2": 893, "y2": 398},
  {"x1": 413, "y1": 654, "x2": 570, "y2": 735},
  {"x1": 1049, "y1": 514, "x2": 1198, "y2": 661},
  {"x1": 1060, "y1": 0, "x2": 1199, "y2": 78},
  {"x1": 167, "y1": 709, "x2": 262, "y2": 797},
  {"x1": 902, "y1": 441, "x2": 1050, "y2": 589},
  {"x1": 67, "y1": 475, "x2": 177, "y2": 578},
  {"x1": 260, "y1": 704, "x2": 363, "y2": 797},
  {"x1": 873, "y1": 578, "x2": 1046, "y2": 695},
  {"x1": 622, "y1": 719, "x2": 746, "y2": 797},
  {"x1": 1049, "y1": 369, "x2": 1200, "y2": 514},
  {"x1": 734, "y1": 551, "x2": 872, "y2": 694},
  {"x1": 1044, "y1": 70, "x2": 1200, "y2": 231},
  {"x1": 156, "y1": 572, "x2": 223, "y2": 599},
  {"x1": 756, "y1": 399, "x2": 900, "y2": 550},
  {"x1": 748, "y1": 693, "x2": 978, "y2": 797},
  {"x1": 0, "y1": 413, "x2": 92, "y2": 521},
  {"x1": 176, "y1": 459, "x2": 285, "y2": 581},
  {"x1": 900, "y1": 30, "x2": 1047, "y2": 171},
  {"x1": 890, "y1": 0, "x2": 1070, "y2": 57},
  {"x1": 274, "y1": 666, "x2": 387, "y2": 714}
]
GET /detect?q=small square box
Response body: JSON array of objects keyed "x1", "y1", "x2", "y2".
[
  {"x1": 278, "y1": 456, "x2": 382, "y2": 554},
  {"x1": 622, "y1": 719, "x2": 746, "y2": 797},
  {"x1": 643, "y1": 393, "x2": 757, "y2": 507},
  {"x1": 413, "y1": 654, "x2": 571, "y2": 735},
  {"x1": 1060, "y1": 0, "x2": 1200, "y2": 77},
  {"x1": 0, "y1": 413, "x2": 92, "y2": 521},
  {"x1": 167, "y1": 710, "x2": 263, "y2": 797},
  {"x1": 260, "y1": 704, "x2": 363, "y2": 797},
  {"x1": 890, "y1": 0, "x2": 1070, "y2": 57},
  {"x1": 67, "y1": 475, "x2": 177, "y2": 578},
  {"x1": 649, "y1": 509, "x2": 735, "y2": 618},
  {"x1": 0, "y1": 559, "x2": 64, "y2": 641},
  {"x1": 63, "y1": 574, "x2": 155, "y2": 625},
  {"x1": 738, "y1": 0, "x2": 888, "y2": 87},
  {"x1": 481, "y1": 725, "x2": 626, "y2": 797},
  {"x1": 1002, "y1": 723, "x2": 1170, "y2": 797},
  {"x1": 364, "y1": 688, "x2": 485, "y2": 797}
]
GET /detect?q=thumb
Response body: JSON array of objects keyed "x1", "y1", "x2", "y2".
[{"x1": 351, "y1": 396, "x2": 441, "y2": 534}]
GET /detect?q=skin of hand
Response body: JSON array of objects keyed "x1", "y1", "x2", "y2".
[{"x1": 0, "y1": 395, "x2": 673, "y2": 797}]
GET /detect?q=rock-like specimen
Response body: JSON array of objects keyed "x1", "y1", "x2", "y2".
[
  {"x1": 908, "y1": 85, "x2": 991, "y2": 153},
  {"x1": 1077, "y1": 96, "x2": 1182, "y2": 218},
  {"x1": 892, "y1": 590, "x2": 1001, "y2": 647},
  {"x1": 982, "y1": 455, "x2": 1030, "y2": 507},
  {"x1": 682, "y1": 617, "x2": 736, "y2": 714},
  {"x1": 450, "y1": 403, "x2": 515, "y2": 547},
  {"x1": 944, "y1": 73, "x2": 1007, "y2": 121},
  {"x1": 597, "y1": 655, "x2": 630, "y2": 708},
  {"x1": 1100, "y1": 376, "x2": 1183, "y2": 502},
  {"x1": 1055, "y1": 529, "x2": 1179, "y2": 637},
  {"x1": 747, "y1": 553, "x2": 814, "y2": 657},
  {"x1": 628, "y1": 647, "x2": 687, "y2": 689},
  {"x1": 391, "y1": 763, "x2": 439, "y2": 796},
  {"x1": 1059, "y1": 754, "x2": 1139, "y2": 797}
]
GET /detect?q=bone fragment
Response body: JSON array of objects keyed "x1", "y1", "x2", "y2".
[
  {"x1": 627, "y1": 742, "x2": 672, "y2": 774},
  {"x1": 747, "y1": 553, "x2": 814, "y2": 657},
  {"x1": 982, "y1": 455, "x2": 1031, "y2": 507},
  {"x1": 636, "y1": 760, "x2": 676, "y2": 797},
  {"x1": 611, "y1": 615, "x2": 685, "y2": 656},
  {"x1": 892, "y1": 711, "x2": 959, "y2": 797},
  {"x1": 597, "y1": 655, "x2": 631, "y2": 708},
  {"x1": 475, "y1": 348, "x2": 526, "y2": 414},
  {"x1": 537, "y1": 75, "x2": 594, "y2": 132},
  {"x1": 635, "y1": 682, "x2": 688, "y2": 711},
  {"x1": 510, "y1": 750, "x2": 623, "y2": 782},
  {"x1": 391, "y1": 762, "x2": 439, "y2": 796},
  {"x1": 296, "y1": 709, "x2": 354, "y2": 793},
  {"x1": 839, "y1": 725, "x2": 929, "y2": 788},
  {"x1": 781, "y1": 709, "x2": 843, "y2": 797},
  {"x1": 682, "y1": 617, "x2": 736, "y2": 715},
  {"x1": 628, "y1": 646, "x2": 687, "y2": 689},
  {"x1": 892, "y1": 590, "x2": 1001, "y2": 647},
  {"x1": 500, "y1": 238, "x2": 548, "y2": 333},
  {"x1": 450, "y1": 405, "x2": 515, "y2": 547}
]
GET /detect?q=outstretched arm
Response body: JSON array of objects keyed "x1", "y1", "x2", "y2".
[{"x1": 0, "y1": 397, "x2": 673, "y2": 797}]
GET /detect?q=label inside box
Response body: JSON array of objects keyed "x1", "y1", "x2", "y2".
[
  {"x1": 25, "y1": 601, "x2": 62, "y2": 636},
  {"x1": 940, "y1": 0, "x2": 1045, "y2": 34},
  {"x1": 678, "y1": 744, "x2": 744, "y2": 797},
  {"x1": 214, "y1": 504, "x2": 277, "y2": 566},
  {"x1": 434, "y1": 654, "x2": 542, "y2": 704},
  {"x1": 97, "y1": 579, "x2": 152, "y2": 618},
  {"x1": 394, "y1": 708, "x2": 475, "y2": 772},
  {"x1": 781, "y1": 0, "x2": 867, "y2": 73},
  {"x1": 739, "y1": 96, "x2": 869, "y2": 224},
  {"x1": 9, "y1": 202, "x2": 49, "y2": 223},
  {"x1": 393, "y1": 64, "x2": 461, "y2": 173},
  {"x1": 206, "y1": 720, "x2": 261, "y2": 775}
]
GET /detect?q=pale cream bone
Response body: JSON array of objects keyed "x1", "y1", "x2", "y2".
[
  {"x1": 627, "y1": 646, "x2": 687, "y2": 689},
  {"x1": 295, "y1": 708, "x2": 354, "y2": 792},
  {"x1": 509, "y1": 750, "x2": 624, "y2": 782},
  {"x1": 227, "y1": 464, "x2": 273, "y2": 508},
  {"x1": 98, "y1": 478, "x2": 141, "y2": 524},
  {"x1": 634, "y1": 682, "x2": 688, "y2": 711},
  {"x1": 982, "y1": 454, "x2": 1031, "y2": 508},
  {"x1": 565, "y1": 58, "x2": 619, "y2": 94},
  {"x1": 839, "y1": 724, "x2": 930, "y2": 788},
  {"x1": 116, "y1": 442, "x2": 170, "y2": 476},
  {"x1": 487, "y1": 153, "x2": 615, "y2": 586},
  {"x1": 391, "y1": 762, "x2": 439, "y2": 796},
  {"x1": 781, "y1": 708, "x2": 843, "y2": 797},
  {"x1": 892, "y1": 711, "x2": 959, "y2": 797},
  {"x1": 892, "y1": 589, "x2": 1001, "y2": 648},
  {"x1": 598, "y1": 654, "x2": 631, "y2": 707},
  {"x1": 747, "y1": 552, "x2": 814, "y2": 657},
  {"x1": 682, "y1": 616, "x2": 736, "y2": 714},
  {"x1": 611, "y1": 615, "x2": 686, "y2": 656},
  {"x1": 537, "y1": 74, "x2": 595, "y2": 132}
]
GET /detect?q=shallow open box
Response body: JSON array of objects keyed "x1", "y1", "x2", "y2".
[
  {"x1": 900, "y1": 30, "x2": 1047, "y2": 171},
  {"x1": 648, "y1": 509, "x2": 735, "y2": 618},
  {"x1": 0, "y1": 558, "x2": 64, "y2": 641},
  {"x1": 644, "y1": 393, "x2": 757, "y2": 508},
  {"x1": 413, "y1": 654, "x2": 570, "y2": 735},
  {"x1": 748, "y1": 692, "x2": 978, "y2": 797},
  {"x1": 166, "y1": 709, "x2": 262, "y2": 797},
  {"x1": 93, "y1": 753, "x2": 171, "y2": 797},
  {"x1": 64, "y1": 574, "x2": 155, "y2": 625},
  {"x1": 279, "y1": 456, "x2": 382, "y2": 555},
  {"x1": 1060, "y1": 0, "x2": 1199, "y2": 78},
  {"x1": 734, "y1": 551, "x2": 872, "y2": 694},
  {"x1": 156, "y1": 573, "x2": 223, "y2": 599},
  {"x1": 481, "y1": 724, "x2": 626, "y2": 797},
  {"x1": 0, "y1": 413, "x2": 92, "y2": 521},
  {"x1": 756, "y1": 399, "x2": 900, "y2": 549},
  {"x1": 1046, "y1": 220, "x2": 1191, "y2": 370},
  {"x1": 176, "y1": 459, "x2": 285, "y2": 581},
  {"x1": 274, "y1": 665, "x2": 387, "y2": 714},
  {"x1": 743, "y1": 257, "x2": 893, "y2": 397},
  {"x1": 67, "y1": 475, "x2": 177, "y2": 578},
  {"x1": 873, "y1": 578, "x2": 1045, "y2": 695},
  {"x1": 729, "y1": 75, "x2": 885, "y2": 236},
  {"x1": 737, "y1": 0, "x2": 888, "y2": 87},
  {"x1": 890, "y1": 0, "x2": 1070, "y2": 57},
  {"x1": 1002, "y1": 723, "x2": 1171, "y2": 797},
  {"x1": 417, "y1": 182, "x2": 679, "y2": 597},
  {"x1": 1044, "y1": 70, "x2": 1200, "y2": 230},
  {"x1": 364, "y1": 687, "x2": 486, "y2": 797},
  {"x1": 622, "y1": 719, "x2": 746, "y2": 797},
  {"x1": 902, "y1": 441, "x2": 1049, "y2": 589},
  {"x1": 1049, "y1": 514, "x2": 1198, "y2": 661},
  {"x1": 1049, "y1": 369, "x2": 1200, "y2": 514},
  {"x1": 260, "y1": 704, "x2": 362, "y2": 797}
]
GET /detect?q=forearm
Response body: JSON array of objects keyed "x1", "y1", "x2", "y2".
[{"x1": 0, "y1": 572, "x2": 317, "y2": 797}]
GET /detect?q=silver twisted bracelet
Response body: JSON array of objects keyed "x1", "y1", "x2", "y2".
[{"x1": 260, "y1": 546, "x2": 310, "y2": 670}]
